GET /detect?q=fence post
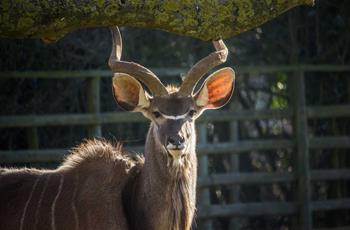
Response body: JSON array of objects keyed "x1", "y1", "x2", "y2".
[
  {"x1": 198, "y1": 122, "x2": 213, "y2": 230},
  {"x1": 229, "y1": 99, "x2": 240, "y2": 230},
  {"x1": 87, "y1": 76, "x2": 102, "y2": 138},
  {"x1": 292, "y1": 70, "x2": 312, "y2": 230}
]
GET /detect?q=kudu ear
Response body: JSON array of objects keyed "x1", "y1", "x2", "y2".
[
  {"x1": 112, "y1": 74, "x2": 150, "y2": 112},
  {"x1": 194, "y1": 67, "x2": 235, "y2": 110}
]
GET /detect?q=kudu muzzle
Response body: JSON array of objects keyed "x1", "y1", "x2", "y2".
[{"x1": 162, "y1": 120, "x2": 188, "y2": 159}]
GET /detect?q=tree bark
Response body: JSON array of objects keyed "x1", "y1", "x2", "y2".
[{"x1": 0, "y1": 0, "x2": 313, "y2": 42}]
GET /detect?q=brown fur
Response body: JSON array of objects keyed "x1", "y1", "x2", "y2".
[
  {"x1": 121, "y1": 123, "x2": 197, "y2": 230},
  {"x1": 0, "y1": 90, "x2": 203, "y2": 230},
  {"x1": 0, "y1": 139, "x2": 140, "y2": 230},
  {"x1": 0, "y1": 137, "x2": 196, "y2": 230}
]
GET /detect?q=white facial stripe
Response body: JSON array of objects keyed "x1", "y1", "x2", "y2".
[{"x1": 161, "y1": 113, "x2": 187, "y2": 120}]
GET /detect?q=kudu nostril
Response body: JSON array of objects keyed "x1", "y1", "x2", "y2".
[
  {"x1": 167, "y1": 136, "x2": 185, "y2": 149},
  {"x1": 167, "y1": 137, "x2": 175, "y2": 145},
  {"x1": 180, "y1": 136, "x2": 185, "y2": 143}
]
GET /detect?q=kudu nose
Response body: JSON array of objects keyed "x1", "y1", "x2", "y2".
[{"x1": 166, "y1": 136, "x2": 185, "y2": 150}]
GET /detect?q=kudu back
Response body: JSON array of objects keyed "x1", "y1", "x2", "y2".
[{"x1": 0, "y1": 27, "x2": 235, "y2": 230}]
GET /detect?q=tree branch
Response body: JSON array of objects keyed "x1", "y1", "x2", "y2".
[{"x1": 0, "y1": 0, "x2": 314, "y2": 42}]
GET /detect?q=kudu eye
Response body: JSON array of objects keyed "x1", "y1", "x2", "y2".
[{"x1": 152, "y1": 111, "x2": 161, "y2": 118}]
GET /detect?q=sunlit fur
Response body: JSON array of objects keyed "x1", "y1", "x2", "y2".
[
  {"x1": 61, "y1": 139, "x2": 141, "y2": 171},
  {"x1": 166, "y1": 84, "x2": 179, "y2": 94}
]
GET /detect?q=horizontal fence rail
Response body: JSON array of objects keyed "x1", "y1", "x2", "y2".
[
  {"x1": 0, "y1": 109, "x2": 293, "y2": 127},
  {"x1": 1, "y1": 104, "x2": 350, "y2": 128},
  {"x1": 1, "y1": 65, "x2": 350, "y2": 79},
  {"x1": 198, "y1": 202, "x2": 297, "y2": 218},
  {"x1": 1, "y1": 65, "x2": 350, "y2": 230},
  {"x1": 0, "y1": 140, "x2": 293, "y2": 163},
  {"x1": 198, "y1": 198, "x2": 350, "y2": 218}
]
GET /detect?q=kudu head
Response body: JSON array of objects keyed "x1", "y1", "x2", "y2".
[{"x1": 108, "y1": 27, "x2": 235, "y2": 166}]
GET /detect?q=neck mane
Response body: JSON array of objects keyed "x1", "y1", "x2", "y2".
[{"x1": 124, "y1": 123, "x2": 197, "y2": 230}]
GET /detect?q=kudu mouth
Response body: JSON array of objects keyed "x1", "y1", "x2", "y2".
[
  {"x1": 166, "y1": 143, "x2": 187, "y2": 160},
  {"x1": 165, "y1": 145, "x2": 190, "y2": 170}
]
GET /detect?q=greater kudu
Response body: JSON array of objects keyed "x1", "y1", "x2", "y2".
[{"x1": 0, "y1": 27, "x2": 235, "y2": 230}]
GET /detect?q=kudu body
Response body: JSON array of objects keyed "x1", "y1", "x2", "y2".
[{"x1": 0, "y1": 27, "x2": 235, "y2": 230}]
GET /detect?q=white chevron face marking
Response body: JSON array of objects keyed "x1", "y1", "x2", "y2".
[{"x1": 161, "y1": 113, "x2": 187, "y2": 120}]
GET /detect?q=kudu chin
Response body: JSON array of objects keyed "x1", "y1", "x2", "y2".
[{"x1": 0, "y1": 26, "x2": 235, "y2": 230}]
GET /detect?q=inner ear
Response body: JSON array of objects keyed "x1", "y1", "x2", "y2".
[
  {"x1": 112, "y1": 74, "x2": 150, "y2": 111},
  {"x1": 195, "y1": 67, "x2": 235, "y2": 110}
]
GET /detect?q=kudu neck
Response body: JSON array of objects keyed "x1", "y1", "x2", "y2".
[
  {"x1": 130, "y1": 122, "x2": 197, "y2": 230},
  {"x1": 144, "y1": 124, "x2": 171, "y2": 180}
]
